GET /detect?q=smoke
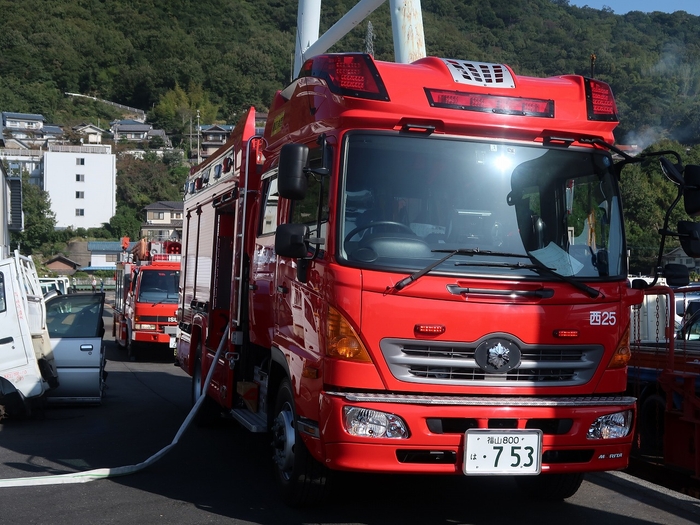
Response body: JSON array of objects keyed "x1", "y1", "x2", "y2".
[{"x1": 621, "y1": 128, "x2": 665, "y2": 151}]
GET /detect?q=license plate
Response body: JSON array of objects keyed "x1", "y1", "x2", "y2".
[
  {"x1": 169, "y1": 337, "x2": 177, "y2": 349},
  {"x1": 464, "y1": 429, "x2": 542, "y2": 475}
]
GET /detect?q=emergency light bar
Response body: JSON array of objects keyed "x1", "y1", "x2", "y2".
[
  {"x1": 425, "y1": 88, "x2": 554, "y2": 118},
  {"x1": 584, "y1": 78, "x2": 618, "y2": 122},
  {"x1": 300, "y1": 54, "x2": 390, "y2": 101}
]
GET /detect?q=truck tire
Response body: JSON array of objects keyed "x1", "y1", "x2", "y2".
[
  {"x1": 515, "y1": 472, "x2": 584, "y2": 500},
  {"x1": 191, "y1": 350, "x2": 220, "y2": 425},
  {"x1": 271, "y1": 378, "x2": 329, "y2": 507}
]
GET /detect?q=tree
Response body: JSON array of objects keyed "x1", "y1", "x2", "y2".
[
  {"x1": 148, "y1": 83, "x2": 219, "y2": 146},
  {"x1": 10, "y1": 173, "x2": 57, "y2": 255},
  {"x1": 108, "y1": 205, "x2": 143, "y2": 240}
]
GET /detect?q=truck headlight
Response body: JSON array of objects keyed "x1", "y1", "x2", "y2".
[
  {"x1": 343, "y1": 407, "x2": 409, "y2": 439},
  {"x1": 134, "y1": 323, "x2": 156, "y2": 330},
  {"x1": 587, "y1": 410, "x2": 633, "y2": 439}
]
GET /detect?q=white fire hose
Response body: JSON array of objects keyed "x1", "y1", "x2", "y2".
[{"x1": 0, "y1": 324, "x2": 229, "y2": 488}]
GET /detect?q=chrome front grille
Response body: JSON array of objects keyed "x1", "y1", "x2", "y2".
[{"x1": 381, "y1": 338, "x2": 603, "y2": 387}]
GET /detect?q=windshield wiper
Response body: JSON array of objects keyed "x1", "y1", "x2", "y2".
[
  {"x1": 387, "y1": 247, "x2": 600, "y2": 298},
  {"x1": 387, "y1": 249, "x2": 473, "y2": 292},
  {"x1": 516, "y1": 252, "x2": 600, "y2": 298}
]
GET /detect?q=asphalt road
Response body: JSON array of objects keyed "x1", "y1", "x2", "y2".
[{"x1": 1, "y1": 309, "x2": 699, "y2": 525}]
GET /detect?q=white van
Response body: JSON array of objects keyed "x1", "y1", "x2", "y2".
[
  {"x1": 0, "y1": 252, "x2": 59, "y2": 417},
  {"x1": 39, "y1": 276, "x2": 71, "y2": 296}
]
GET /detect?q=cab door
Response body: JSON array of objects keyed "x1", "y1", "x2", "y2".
[
  {"x1": 45, "y1": 292, "x2": 106, "y2": 403},
  {"x1": 0, "y1": 263, "x2": 30, "y2": 373}
]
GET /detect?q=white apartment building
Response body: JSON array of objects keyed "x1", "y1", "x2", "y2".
[{"x1": 43, "y1": 145, "x2": 116, "y2": 230}]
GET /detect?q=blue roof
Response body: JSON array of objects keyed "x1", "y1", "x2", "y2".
[
  {"x1": 2, "y1": 112, "x2": 45, "y2": 122},
  {"x1": 88, "y1": 241, "x2": 137, "y2": 252},
  {"x1": 42, "y1": 125, "x2": 64, "y2": 135}
]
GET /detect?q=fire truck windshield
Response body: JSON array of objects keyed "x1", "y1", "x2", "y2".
[
  {"x1": 340, "y1": 132, "x2": 624, "y2": 280},
  {"x1": 137, "y1": 270, "x2": 180, "y2": 304}
]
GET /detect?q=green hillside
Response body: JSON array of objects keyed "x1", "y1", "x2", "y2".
[
  {"x1": 3, "y1": 0, "x2": 700, "y2": 272},
  {"x1": 1, "y1": 0, "x2": 699, "y2": 146}
]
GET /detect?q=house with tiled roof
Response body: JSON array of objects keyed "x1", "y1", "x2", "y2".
[
  {"x1": 72, "y1": 123, "x2": 108, "y2": 144},
  {"x1": 84, "y1": 240, "x2": 138, "y2": 271},
  {"x1": 45, "y1": 254, "x2": 82, "y2": 275},
  {"x1": 141, "y1": 201, "x2": 183, "y2": 242},
  {"x1": 200, "y1": 124, "x2": 233, "y2": 160},
  {"x1": 1, "y1": 112, "x2": 64, "y2": 147},
  {"x1": 111, "y1": 119, "x2": 152, "y2": 141}
]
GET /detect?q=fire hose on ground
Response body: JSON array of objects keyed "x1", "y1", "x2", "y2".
[{"x1": 0, "y1": 324, "x2": 229, "y2": 488}]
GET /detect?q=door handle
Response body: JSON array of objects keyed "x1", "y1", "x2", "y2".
[
  {"x1": 0, "y1": 337, "x2": 13, "y2": 345},
  {"x1": 80, "y1": 344, "x2": 94, "y2": 351}
]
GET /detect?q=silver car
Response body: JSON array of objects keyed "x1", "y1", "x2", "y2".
[{"x1": 44, "y1": 292, "x2": 106, "y2": 404}]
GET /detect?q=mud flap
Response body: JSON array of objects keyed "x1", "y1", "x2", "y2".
[
  {"x1": 0, "y1": 377, "x2": 32, "y2": 419},
  {"x1": 38, "y1": 358, "x2": 60, "y2": 389}
]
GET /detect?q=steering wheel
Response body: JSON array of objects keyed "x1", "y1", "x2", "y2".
[{"x1": 344, "y1": 221, "x2": 414, "y2": 244}]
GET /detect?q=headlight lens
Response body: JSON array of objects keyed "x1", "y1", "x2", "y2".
[
  {"x1": 587, "y1": 410, "x2": 633, "y2": 439},
  {"x1": 343, "y1": 407, "x2": 409, "y2": 439},
  {"x1": 134, "y1": 323, "x2": 157, "y2": 330}
]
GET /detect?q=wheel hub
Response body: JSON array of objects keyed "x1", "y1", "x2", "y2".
[{"x1": 272, "y1": 406, "x2": 295, "y2": 478}]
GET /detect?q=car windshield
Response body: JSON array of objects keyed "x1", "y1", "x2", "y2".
[
  {"x1": 339, "y1": 133, "x2": 625, "y2": 280},
  {"x1": 137, "y1": 269, "x2": 180, "y2": 303}
]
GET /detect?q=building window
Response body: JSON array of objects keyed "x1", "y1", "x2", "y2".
[
  {"x1": 76, "y1": 158, "x2": 85, "y2": 166},
  {"x1": 106, "y1": 254, "x2": 118, "y2": 263},
  {"x1": 149, "y1": 211, "x2": 165, "y2": 220},
  {"x1": 173, "y1": 212, "x2": 182, "y2": 219},
  {"x1": 75, "y1": 209, "x2": 85, "y2": 216},
  {"x1": 76, "y1": 191, "x2": 84, "y2": 199},
  {"x1": 76, "y1": 174, "x2": 85, "y2": 182}
]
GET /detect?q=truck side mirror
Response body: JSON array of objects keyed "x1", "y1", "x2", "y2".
[
  {"x1": 275, "y1": 223, "x2": 309, "y2": 259},
  {"x1": 683, "y1": 165, "x2": 700, "y2": 216},
  {"x1": 676, "y1": 299, "x2": 686, "y2": 318},
  {"x1": 664, "y1": 263, "x2": 690, "y2": 288},
  {"x1": 278, "y1": 144, "x2": 309, "y2": 200},
  {"x1": 678, "y1": 221, "x2": 700, "y2": 257}
]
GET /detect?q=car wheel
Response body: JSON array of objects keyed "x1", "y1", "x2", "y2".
[
  {"x1": 271, "y1": 378, "x2": 329, "y2": 507},
  {"x1": 515, "y1": 472, "x2": 584, "y2": 500}
]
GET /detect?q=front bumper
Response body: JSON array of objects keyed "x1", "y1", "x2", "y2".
[
  {"x1": 133, "y1": 331, "x2": 172, "y2": 345},
  {"x1": 316, "y1": 392, "x2": 635, "y2": 474}
]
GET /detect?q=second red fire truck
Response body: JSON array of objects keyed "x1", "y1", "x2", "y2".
[
  {"x1": 176, "y1": 52, "x2": 700, "y2": 505},
  {"x1": 114, "y1": 239, "x2": 181, "y2": 360}
]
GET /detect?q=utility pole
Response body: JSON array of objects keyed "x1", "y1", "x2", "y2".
[{"x1": 196, "y1": 110, "x2": 201, "y2": 165}]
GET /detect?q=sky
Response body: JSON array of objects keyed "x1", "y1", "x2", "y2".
[{"x1": 567, "y1": 1, "x2": 700, "y2": 16}]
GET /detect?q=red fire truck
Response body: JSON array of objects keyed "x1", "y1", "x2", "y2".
[
  {"x1": 176, "y1": 53, "x2": 700, "y2": 505},
  {"x1": 114, "y1": 239, "x2": 181, "y2": 360},
  {"x1": 628, "y1": 283, "x2": 700, "y2": 480}
]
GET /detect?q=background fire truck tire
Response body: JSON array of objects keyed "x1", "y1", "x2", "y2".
[
  {"x1": 271, "y1": 378, "x2": 329, "y2": 507},
  {"x1": 636, "y1": 393, "x2": 665, "y2": 456},
  {"x1": 515, "y1": 472, "x2": 584, "y2": 500},
  {"x1": 126, "y1": 339, "x2": 137, "y2": 361},
  {"x1": 191, "y1": 349, "x2": 220, "y2": 426}
]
